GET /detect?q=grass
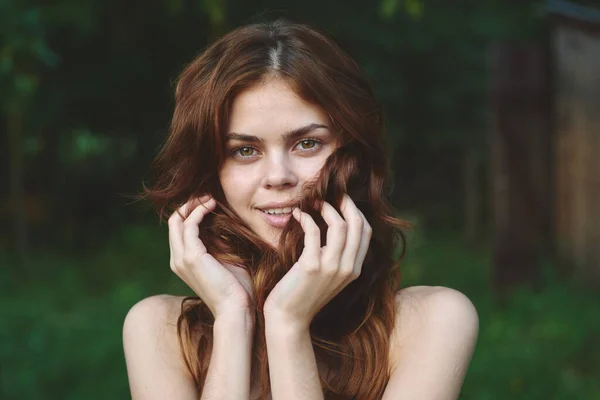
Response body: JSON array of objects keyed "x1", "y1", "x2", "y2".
[{"x1": 1, "y1": 223, "x2": 599, "y2": 399}]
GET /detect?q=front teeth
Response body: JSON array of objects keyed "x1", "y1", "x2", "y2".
[{"x1": 262, "y1": 207, "x2": 293, "y2": 215}]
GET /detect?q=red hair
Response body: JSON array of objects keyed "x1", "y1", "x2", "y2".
[{"x1": 143, "y1": 20, "x2": 409, "y2": 399}]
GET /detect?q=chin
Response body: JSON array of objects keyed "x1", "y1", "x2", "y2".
[
  {"x1": 263, "y1": 232, "x2": 281, "y2": 248},
  {"x1": 255, "y1": 227, "x2": 281, "y2": 248}
]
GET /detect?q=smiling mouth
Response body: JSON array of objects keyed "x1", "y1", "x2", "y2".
[
  {"x1": 257, "y1": 207, "x2": 295, "y2": 228},
  {"x1": 258, "y1": 207, "x2": 295, "y2": 215}
]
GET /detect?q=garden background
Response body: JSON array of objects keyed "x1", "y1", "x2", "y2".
[{"x1": 2, "y1": 0, "x2": 600, "y2": 399}]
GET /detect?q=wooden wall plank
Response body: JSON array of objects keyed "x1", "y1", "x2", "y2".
[{"x1": 554, "y1": 23, "x2": 600, "y2": 283}]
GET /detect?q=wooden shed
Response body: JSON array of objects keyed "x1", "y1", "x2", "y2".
[
  {"x1": 489, "y1": 1, "x2": 600, "y2": 292},
  {"x1": 549, "y1": 0, "x2": 600, "y2": 282}
]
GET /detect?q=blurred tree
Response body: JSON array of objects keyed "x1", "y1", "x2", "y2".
[
  {"x1": 0, "y1": 0, "x2": 546, "y2": 256},
  {"x1": 1, "y1": 1, "x2": 59, "y2": 268},
  {"x1": 377, "y1": 0, "x2": 544, "y2": 235},
  {"x1": 489, "y1": 42, "x2": 551, "y2": 297},
  {"x1": 2, "y1": 0, "x2": 220, "y2": 253}
]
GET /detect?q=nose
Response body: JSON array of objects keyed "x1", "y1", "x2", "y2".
[{"x1": 262, "y1": 152, "x2": 298, "y2": 189}]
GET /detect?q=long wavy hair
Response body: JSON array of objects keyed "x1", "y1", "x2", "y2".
[{"x1": 143, "y1": 20, "x2": 409, "y2": 399}]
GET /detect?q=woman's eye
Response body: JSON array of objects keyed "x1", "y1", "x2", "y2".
[
  {"x1": 236, "y1": 147, "x2": 255, "y2": 157},
  {"x1": 297, "y1": 139, "x2": 318, "y2": 150}
]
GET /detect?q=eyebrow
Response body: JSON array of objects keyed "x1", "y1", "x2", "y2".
[{"x1": 226, "y1": 123, "x2": 329, "y2": 143}]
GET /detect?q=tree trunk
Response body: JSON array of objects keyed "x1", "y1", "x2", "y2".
[
  {"x1": 489, "y1": 41, "x2": 552, "y2": 298},
  {"x1": 7, "y1": 107, "x2": 28, "y2": 270},
  {"x1": 464, "y1": 146, "x2": 480, "y2": 245}
]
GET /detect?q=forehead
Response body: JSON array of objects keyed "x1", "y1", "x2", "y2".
[{"x1": 227, "y1": 78, "x2": 329, "y2": 137}]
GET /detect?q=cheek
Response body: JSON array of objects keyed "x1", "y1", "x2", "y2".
[
  {"x1": 219, "y1": 166, "x2": 255, "y2": 204},
  {"x1": 298, "y1": 153, "x2": 333, "y2": 180}
]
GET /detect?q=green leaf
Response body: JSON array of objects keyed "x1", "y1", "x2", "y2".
[
  {"x1": 202, "y1": 0, "x2": 225, "y2": 27},
  {"x1": 380, "y1": 0, "x2": 399, "y2": 19},
  {"x1": 0, "y1": 50, "x2": 13, "y2": 74},
  {"x1": 31, "y1": 39, "x2": 60, "y2": 68},
  {"x1": 405, "y1": 0, "x2": 423, "y2": 19},
  {"x1": 14, "y1": 73, "x2": 38, "y2": 97}
]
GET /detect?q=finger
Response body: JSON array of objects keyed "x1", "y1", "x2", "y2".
[
  {"x1": 168, "y1": 200, "x2": 192, "y2": 265},
  {"x1": 185, "y1": 195, "x2": 213, "y2": 217},
  {"x1": 353, "y1": 208, "x2": 372, "y2": 274},
  {"x1": 320, "y1": 201, "x2": 347, "y2": 266},
  {"x1": 197, "y1": 194, "x2": 213, "y2": 204},
  {"x1": 338, "y1": 194, "x2": 364, "y2": 274},
  {"x1": 168, "y1": 232, "x2": 177, "y2": 268},
  {"x1": 182, "y1": 197, "x2": 216, "y2": 255},
  {"x1": 292, "y1": 208, "x2": 321, "y2": 267}
]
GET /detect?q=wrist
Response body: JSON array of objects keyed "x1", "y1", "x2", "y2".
[
  {"x1": 264, "y1": 312, "x2": 310, "y2": 337},
  {"x1": 214, "y1": 308, "x2": 255, "y2": 333}
]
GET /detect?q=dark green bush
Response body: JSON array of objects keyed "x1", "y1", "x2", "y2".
[{"x1": 2, "y1": 225, "x2": 599, "y2": 399}]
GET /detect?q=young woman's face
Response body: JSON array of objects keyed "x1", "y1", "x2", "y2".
[{"x1": 219, "y1": 78, "x2": 338, "y2": 247}]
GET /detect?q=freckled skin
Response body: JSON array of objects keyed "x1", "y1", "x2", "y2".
[{"x1": 219, "y1": 79, "x2": 338, "y2": 246}]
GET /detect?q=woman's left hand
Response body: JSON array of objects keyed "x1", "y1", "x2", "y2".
[{"x1": 263, "y1": 194, "x2": 372, "y2": 329}]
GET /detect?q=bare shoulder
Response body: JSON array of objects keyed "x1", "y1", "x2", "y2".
[
  {"x1": 389, "y1": 286, "x2": 479, "y2": 369},
  {"x1": 393, "y1": 285, "x2": 479, "y2": 329},
  {"x1": 124, "y1": 294, "x2": 185, "y2": 332},
  {"x1": 123, "y1": 295, "x2": 198, "y2": 399},
  {"x1": 382, "y1": 286, "x2": 479, "y2": 399}
]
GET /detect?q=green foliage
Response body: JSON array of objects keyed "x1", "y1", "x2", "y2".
[
  {"x1": 2, "y1": 227, "x2": 599, "y2": 399},
  {"x1": 402, "y1": 231, "x2": 600, "y2": 399},
  {"x1": 380, "y1": 0, "x2": 424, "y2": 20},
  {"x1": 201, "y1": 0, "x2": 227, "y2": 27},
  {"x1": 1, "y1": 3, "x2": 586, "y2": 397},
  {"x1": 0, "y1": 1, "x2": 58, "y2": 109},
  {"x1": 0, "y1": 0, "x2": 549, "y2": 237},
  {"x1": 1, "y1": 224, "x2": 184, "y2": 400}
]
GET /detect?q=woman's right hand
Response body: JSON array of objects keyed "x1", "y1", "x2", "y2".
[{"x1": 168, "y1": 195, "x2": 254, "y2": 319}]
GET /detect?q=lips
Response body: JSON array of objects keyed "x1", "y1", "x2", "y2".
[
  {"x1": 255, "y1": 200, "x2": 298, "y2": 210},
  {"x1": 255, "y1": 202, "x2": 298, "y2": 229},
  {"x1": 260, "y1": 206, "x2": 294, "y2": 215},
  {"x1": 258, "y1": 208, "x2": 293, "y2": 228}
]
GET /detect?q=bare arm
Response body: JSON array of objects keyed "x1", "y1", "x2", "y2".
[
  {"x1": 123, "y1": 295, "x2": 254, "y2": 400},
  {"x1": 201, "y1": 311, "x2": 255, "y2": 400},
  {"x1": 265, "y1": 317, "x2": 323, "y2": 400}
]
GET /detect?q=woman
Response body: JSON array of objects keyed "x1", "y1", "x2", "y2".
[{"x1": 123, "y1": 20, "x2": 479, "y2": 400}]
